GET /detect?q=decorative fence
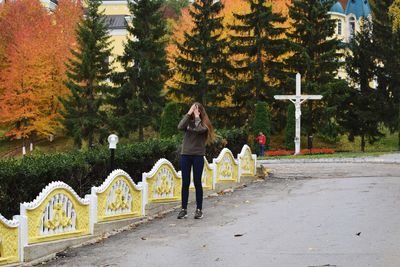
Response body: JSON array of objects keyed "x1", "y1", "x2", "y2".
[
  {"x1": 213, "y1": 148, "x2": 239, "y2": 185},
  {"x1": 20, "y1": 182, "x2": 91, "y2": 245},
  {"x1": 238, "y1": 144, "x2": 257, "y2": 177},
  {"x1": 91, "y1": 169, "x2": 144, "y2": 226},
  {"x1": 0, "y1": 215, "x2": 19, "y2": 265},
  {"x1": 0, "y1": 145, "x2": 257, "y2": 265}
]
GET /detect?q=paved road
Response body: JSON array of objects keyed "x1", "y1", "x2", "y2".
[{"x1": 45, "y1": 162, "x2": 400, "y2": 267}]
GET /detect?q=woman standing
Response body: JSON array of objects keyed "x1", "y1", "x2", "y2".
[{"x1": 177, "y1": 102, "x2": 215, "y2": 219}]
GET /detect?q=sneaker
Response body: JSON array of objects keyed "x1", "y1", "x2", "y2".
[
  {"x1": 177, "y1": 209, "x2": 187, "y2": 219},
  {"x1": 194, "y1": 209, "x2": 203, "y2": 219}
]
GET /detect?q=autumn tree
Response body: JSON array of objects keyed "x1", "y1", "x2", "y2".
[
  {"x1": 0, "y1": 0, "x2": 82, "y2": 153},
  {"x1": 286, "y1": 0, "x2": 344, "y2": 148},
  {"x1": 169, "y1": 0, "x2": 232, "y2": 127},
  {"x1": 390, "y1": 0, "x2": 400, "y2": 31},
  {"x1": 0, "y1": 0, "x2": 56, "y2": 150},
  {"x1": 60, "y1": 0, "x2": 112, "y2": 148},
  {"x1": 229, "y1": 0, "x2": 287, "y2": 124}
]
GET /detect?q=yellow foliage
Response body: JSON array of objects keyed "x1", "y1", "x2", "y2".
[{"x1": 389, "y1": 0, "x2": 400, "y2": 32}]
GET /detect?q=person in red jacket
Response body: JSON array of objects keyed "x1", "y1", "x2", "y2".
[{"x1": 256, "y1": 132, "x2": 266, "y2": 157}]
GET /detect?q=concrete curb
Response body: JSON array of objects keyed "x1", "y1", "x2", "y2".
[{"x1": 258, "y1": 157, "x2": 400, "y2": 165}]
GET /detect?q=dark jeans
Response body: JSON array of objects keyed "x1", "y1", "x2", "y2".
[
  {"x1": 180, "y1": 155, "x2": 204, "y2": 210},
  {"x1": 259, "y1": 144, "x2": 265, "y2": 156}
]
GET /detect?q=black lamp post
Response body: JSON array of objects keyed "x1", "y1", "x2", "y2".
[{"x1": 107, "y1": 134, "x2": 119, "y2": 172}]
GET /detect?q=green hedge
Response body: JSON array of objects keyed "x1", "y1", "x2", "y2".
[
  {"x1": 0, "y1": 138, "x2": 180, "y2": 218},
  {"x1": 0, "y1": 129, "x2": 249, "y2": 218}
]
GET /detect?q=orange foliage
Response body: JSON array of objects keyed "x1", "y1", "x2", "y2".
[{"x1": 0, "y1": 0, "x2": 82, "y2": 140}]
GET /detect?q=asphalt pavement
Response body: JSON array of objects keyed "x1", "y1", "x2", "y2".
[{"x1": 44, "y1": 159, "x2": 400, "y2": 267}]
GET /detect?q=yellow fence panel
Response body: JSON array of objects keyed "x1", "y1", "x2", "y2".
[
  {"x1": 142, "y1": 159, "x2": 182, "y2": 204},
  {"x1": 213, "y1": 148, "x2": 239, "y2": 184},
  {"x1": 238, "y1": 145, "x2": 257, "y2": 177},
  {"x1": 20, "y1": 182, "x2": 90, "y2": 245},
  {"x1": 0, "y1": 214, "x2": 19, "y2": 265},
  {"x1": 91, "y1": 169, "x2": 144, "y2": 223}
]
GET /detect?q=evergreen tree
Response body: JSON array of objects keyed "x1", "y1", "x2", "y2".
[
  {"x1": 252, "y1": 102, "x2": 271, "y2": 150},
  {"x1": 285, "y1": 104, "x2": 295, "y2": 150},
  {"x1": 370, "y1": 0, "x2": 400, "y2": 150},
  {"x1": 111, "y1": 0, "x2": 168, "y2": 141},
  {"x1": 160, "y1": 102, "x2": 181, "y2": 138},
  {"x1": 169, "y1": 0, "x2": 231, "y2": 127},
  {"x1": 60, "y1": 0, "x2": 112, "y2": 148},
  {"x1": 338, "y1": 19, "x2": 384, "y2": 152},
  {"x1": 229, "y1": 0, "x2": 287, "y2": 122},
  {"x1": 286, "y1": 0, "x2": 343, "y2": 148}
]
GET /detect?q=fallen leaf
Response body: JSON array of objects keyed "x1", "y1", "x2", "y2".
[{"x1": 356, "y1": 232, "x2": 361, "y2": 236}]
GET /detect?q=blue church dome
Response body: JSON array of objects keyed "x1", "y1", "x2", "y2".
[
  {"x1": 330, "y1": 2, "x2": 345, "y2": 14},
  {"x1": 346, "y1": 0, "x2": 371, "y2": 19}
]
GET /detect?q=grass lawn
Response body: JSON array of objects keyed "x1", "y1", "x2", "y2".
[{"x1": 269, "y1": 128, "x2": 399, "y2": 153}]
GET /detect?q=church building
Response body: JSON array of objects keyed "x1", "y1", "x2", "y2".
[{"x1": 328, "y1": 0, "x2": 371, "y2": 43}]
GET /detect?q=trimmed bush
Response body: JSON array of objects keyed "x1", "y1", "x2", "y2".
[
  {"x1": 252, "y1": 102, "x2": 271, "y2": 151},
  {"x1": 218, "y1": 128, "x2": 248, "y2": 155},
  {"x1": 160, "y1": 102, "x2": 181, "y2": 138}
]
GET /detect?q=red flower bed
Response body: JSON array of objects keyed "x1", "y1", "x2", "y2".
[{"x1": 266, "y1": 148, "x2": 335, "y2": 156}]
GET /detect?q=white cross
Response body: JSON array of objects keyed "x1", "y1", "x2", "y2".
[{"x1": 274, "y1": 73, "x2": 323, "y2": 155}]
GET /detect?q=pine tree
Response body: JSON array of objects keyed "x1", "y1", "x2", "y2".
[
  {"x1": 160, "y1": 102, "x2": 181, "y2": 138},
  {"x1": 286, "y1": 0, "x2": 343, "y2": 148},
  {"x1": 285, "y1": 103, "x2": 295, "y2": 150},
  {"x1": 60, "y1": 0, "x2": 112, "y2": 149},
  {"x1": 370, "y1": 0, "x2": 400, "y2": 150},
  {"x1": 111, "y1": 0, "x2": 168, "y2": 141},
  {"x1": 252, "y1": 101, "x2": 271, "y2": 150},
  {"x1": 229, "y1": 0, "x2": 287, "y2": 121},
  {"x1": 169, "y1": 0, "x2": 231, "y2": 127},
  {"x1": 338, "y1": 19, "x2": 384, "y2": 152}
]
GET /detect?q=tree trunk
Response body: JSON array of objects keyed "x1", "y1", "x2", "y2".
[
  {"x1": 361, "y1": 134, "x2": 366, "y2": 152},
  {"x1": 22, "y1": 139, "x2": 26, "y2": 156}
]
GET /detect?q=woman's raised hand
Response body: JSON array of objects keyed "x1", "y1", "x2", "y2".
[{"x1": 188, "y1": 104, "x2": 196, "y2": 115}]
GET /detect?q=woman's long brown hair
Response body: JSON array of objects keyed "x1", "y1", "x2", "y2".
[{"x1": 193, "y1": 102, "x2": 215, "y2": 145}]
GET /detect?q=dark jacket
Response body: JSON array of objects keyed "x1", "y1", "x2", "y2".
[{"x1": 178, "y1": 114, "x2": 208, "y2": 155}]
